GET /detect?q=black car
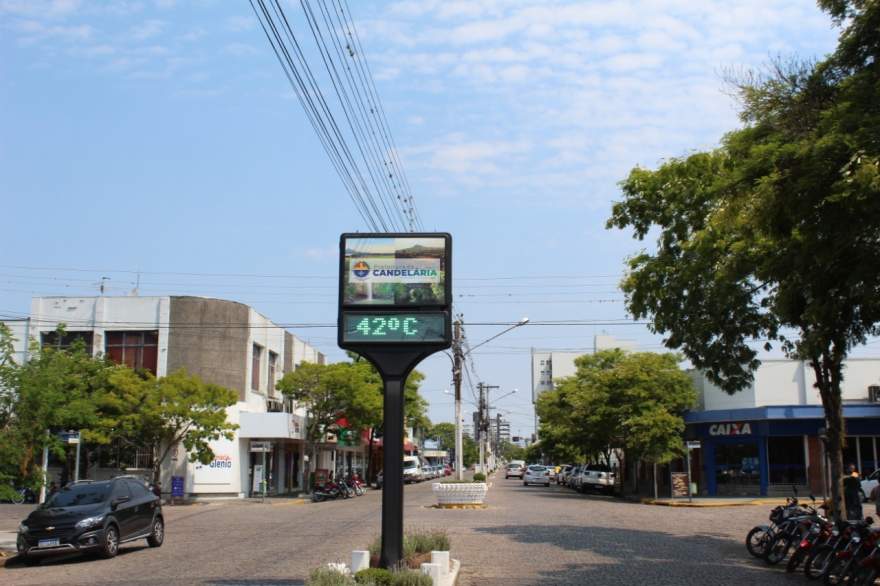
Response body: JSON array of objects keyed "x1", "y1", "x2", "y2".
[{"x1": 17, "y1": 476, "x2": 164, "y2": 563}]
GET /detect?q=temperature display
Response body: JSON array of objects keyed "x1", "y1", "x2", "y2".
[{"x1": 342, "y1": 312, "x2": 446, "y2": 344}]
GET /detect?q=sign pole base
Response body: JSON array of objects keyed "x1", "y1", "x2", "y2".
[{"x1": 380, "y1": 377, "x2": 405, "y2": 569}]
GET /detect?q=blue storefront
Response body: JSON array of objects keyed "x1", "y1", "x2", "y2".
[{"x1": 685, "y1": 405, "x2": 880, "y2": 497}]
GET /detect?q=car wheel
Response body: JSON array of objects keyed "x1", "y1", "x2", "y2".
[
  {"x1": 20, "y1": 554, "x2": 40, "y2": 566},
  {"x1": 505, "y1": 475, "x2": 509, "y2": 479},
  {"x1": 545, "y1": 482, "x2": 550, "y2": 487},
  {"x1": 523, "y1": 481, "x2": 527, "y2": 486},
  {"x1": 100, "y1": 524, "x2": 120, "y2": 559},
  {"x1": 147, "y1": 517, "x2": 164, "y2": 548}
]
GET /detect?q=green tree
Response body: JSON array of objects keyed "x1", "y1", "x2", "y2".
[
  {"x1": 98, "y1": 368, "x2": 238, "y2": 483},
  {"x1": 8, "y1": 334, "x2": 114, "y2": 489},
  {"x1": 538, "y1": 351, "x2": 696, "y2": 474},
  {"x1": 606, "y1": 0, "x2": 879, "y2": 517}
]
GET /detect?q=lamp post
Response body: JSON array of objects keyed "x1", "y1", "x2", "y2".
[{"x1": 449, "y1": 317, "x2": 528, "y2": 479}]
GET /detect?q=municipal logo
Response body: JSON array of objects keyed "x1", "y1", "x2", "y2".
[{"x1": 352, "y1": 260, "x2": 370, "y2": 279}]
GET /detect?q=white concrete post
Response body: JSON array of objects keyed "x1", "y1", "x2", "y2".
[
  {"x1": 421, "y1": 562, "x2": 442, "y2": 585},
  {"x1": 431, "y1": 551, "x2": 450, "y2": 577},
  {"x1": 351, "y1": 550, "x2": 370, "y2": 573}
]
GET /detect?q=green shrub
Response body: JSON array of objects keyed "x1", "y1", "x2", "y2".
[
  {"x1": 367, "y1": 528, "x2": 451, "y2": 560},
  {"x1": 355, "y1": 568, "x2": 394, "y2": 586},
  {"x1": 391, "y1": 571, "x2": 432, "y2": 586},
  {"x1": 408, "y1": 529, "x2": 450, "y2": 554},
  {"x1": 472, "y1": 472, "x2": 486, "y2": 482},
  {"x1": 307, "y1": 567, "x2": 357, "y2": 586}
]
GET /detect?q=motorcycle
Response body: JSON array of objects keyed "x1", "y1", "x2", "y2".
[
  {"x1": 311, "y1": 480, "x2": 349, "y2": 502},
  {"x1": 746, "y1": 492, "x2": 813, "y2": 558},
  {"x1": 824, "y1": 517, "x2": 876, "y2": 585}
]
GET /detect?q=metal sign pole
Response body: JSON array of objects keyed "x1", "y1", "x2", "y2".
[
  {"x1": 74, "y1": 433, "x2": 81, "y2": 482},
  {"x1": 380, "y1": 377, "x2": 405, "y2": 568},
  {"x1": 686, "y1": 447, "x2": 693, "y2": 503}
]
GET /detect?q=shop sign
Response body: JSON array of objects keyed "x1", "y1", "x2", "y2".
[
  {"x1": 250, "y1": 440, "x2": 273, "y2": 452},
  {"x1": 686, "y1": 441, "x2": 701, "y2": 450},
  {"x1": 709, "y1": 422, "x2": 752, "y2": 436},
  {"x1": 193, "y1": 437, "x2": 235, "y2": 485}
]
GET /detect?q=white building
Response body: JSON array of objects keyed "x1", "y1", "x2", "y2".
[
  {"x1": 4, "y1": 295, "x2": 335, "y2": 499},
  {"x1": 531, "y1": 335, "x2": 637, "y2": 435}
]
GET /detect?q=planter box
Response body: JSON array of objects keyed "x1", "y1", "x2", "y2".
[{"x1": 432, "y1": 482, "x2": 487, "y2": 505}]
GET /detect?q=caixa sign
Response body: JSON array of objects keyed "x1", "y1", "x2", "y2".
[{"x1": 709, "y1": 422, "x2": 753, "y2": 436}]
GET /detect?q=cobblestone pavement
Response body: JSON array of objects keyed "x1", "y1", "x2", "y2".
[{"x1": 2, "y1": 478, "x2": 798, "y2": 585}]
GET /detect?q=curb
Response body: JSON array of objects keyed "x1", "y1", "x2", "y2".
[{"x1": 641, "y1": 498, "x2": 772, "y2": 508}]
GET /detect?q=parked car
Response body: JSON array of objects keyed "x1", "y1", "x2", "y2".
[
  {"x1": 557, "y1": 465, "x2": 574, "y2": 485},
  {"x1": 862, "y1": 469, "x2": 879, "y2": 501},
  {"x1": 568, "y1": 465, "x2": 584, "y2": 490},
  {"x1": 403, "y1": 456, "x2": 422, "y2": 483},
  {"x1": 505, "y1": 463, "x2": 525, "y2": 479},
  {"x1": 523, "y1": 465, "x2": 551, "y2": 487},
  {"x1": 17, "y1": 476, "x2": 163, "y2": 563},
  {"x1": 545, "y1": 465, "x2": 557, "y2": 481},
  {"x1": 580, "y1": 464, "x2": 616, "y2": 493}
]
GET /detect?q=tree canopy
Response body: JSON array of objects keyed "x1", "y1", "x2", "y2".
[
  {"x1": 606, "y1": 0, "x2": 879, "y2": 517},
  {"x1": 536, "y1": 350, "x2": 696, "y2": 466}
]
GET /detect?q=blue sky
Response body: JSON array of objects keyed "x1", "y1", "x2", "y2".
[{"x1": 0, "y1": 0, "x2": 850, "y2": 436}]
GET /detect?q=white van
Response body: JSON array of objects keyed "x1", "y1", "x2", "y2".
[{"x1": 403, "y1": 456, "x2": 422, "y2": 483}]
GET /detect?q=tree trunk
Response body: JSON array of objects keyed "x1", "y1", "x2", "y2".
[{"x1": 812, "y1": 353, "x2": 846, "y2": 521}]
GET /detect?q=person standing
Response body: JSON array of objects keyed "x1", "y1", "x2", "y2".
[{"x1": 843, "y1": 464, "x2": 863, "y2": 520}]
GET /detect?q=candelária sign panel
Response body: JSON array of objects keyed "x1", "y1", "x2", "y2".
[{"x1": 343, "y1": 236, "x2": 446, "y2": 306}]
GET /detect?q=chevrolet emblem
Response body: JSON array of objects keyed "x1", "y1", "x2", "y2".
[{"x1": 46, "y1": 526, "x2": 54, "y2": 531}]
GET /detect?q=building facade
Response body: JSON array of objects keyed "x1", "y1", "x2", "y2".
[
  {"x1": 7, "y1": 295, "x2": 332, "y2": 499},
  {"x1": 686, "y1": 359, "x2": 880, "y2": 497}
]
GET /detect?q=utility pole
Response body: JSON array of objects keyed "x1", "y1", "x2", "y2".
[
  {"x1": 452, "y1": 317, "x2": 464, "y2": 480},
  {"x1": 478, "y1": 383, "x2": 499, "y2": 473}
]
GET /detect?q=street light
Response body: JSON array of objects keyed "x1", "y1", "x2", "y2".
[{"x1": 449, "y1": 316, "x2": 529, "y2": 479}]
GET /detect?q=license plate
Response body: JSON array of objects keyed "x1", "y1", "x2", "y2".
[{"x1": 38, "y1": 538, "x2": 60, "y2": 548}]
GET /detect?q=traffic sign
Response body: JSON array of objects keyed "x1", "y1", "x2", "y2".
[{"x1": 687, "y1": 440, "x2": 701, "y2": 450}]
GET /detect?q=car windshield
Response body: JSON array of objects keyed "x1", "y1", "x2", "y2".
[
  {"x1": 529, "y1": 466, "x2": 546, "y2": 472},
  {"x1": 509, "y1": 464, "x2": 521, "y2": 468},
  {"x1": 403, "y1": 460, "x2": 418, "y2": 469},
  {"x1": 44, "y1": 483, "x2": 110, "y2": 508}
]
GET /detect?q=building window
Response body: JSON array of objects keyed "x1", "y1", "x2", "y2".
[
  {"x1": 252, "y1": 344, "x2": 263, "y2": 391},
  {"x1": 768, "y1": 436, "x2": 807, "y2": 486},
  {"x1": 106, "y1": 331, "x2": 159, "y2": 374},
  {"x1": 40, "y1": 330, "x2": 93, "y2": 354},
  {"x1": 268, "y1": 351, "x2": 278, "y2": 395}
]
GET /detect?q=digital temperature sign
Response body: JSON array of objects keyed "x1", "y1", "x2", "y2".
[{"x1": 342, "y1": 313, "x2": 446, "y2": 344}]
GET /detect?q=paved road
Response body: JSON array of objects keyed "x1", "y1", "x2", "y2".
[{"x1": 2, "y1": 478, "x2": 799, "y2": 585}]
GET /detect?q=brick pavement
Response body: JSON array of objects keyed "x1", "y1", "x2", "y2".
[{"x1": 1, "y1": 479, "x2": 803, "y2": 585}]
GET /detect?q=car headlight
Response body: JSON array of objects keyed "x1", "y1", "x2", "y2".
[
  {"x1": 75, "y1": 515, "x2": 105, "y2": 530},
  {"x1": 18, "y1": 522, "x2": 28, "y2": 534}
]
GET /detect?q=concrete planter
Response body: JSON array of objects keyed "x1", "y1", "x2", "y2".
[{"x1": 432, "y1": 482, "x2": 487, "y2": 505}]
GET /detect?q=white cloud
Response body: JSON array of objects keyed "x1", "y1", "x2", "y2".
[
  {"x1": 0, "y1": 0, "x2": 81, "y2": 19},
  {"x1": 225, "y1": 15, "x2": 254, "y2": 32},
  {"x1": 224, "y1": 42, "x2": 257, "y2": 57},
  {"x1": 128, "y1": 19, "x2": 164, "y2": 41}
]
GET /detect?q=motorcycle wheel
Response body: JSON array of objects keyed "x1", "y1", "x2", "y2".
[
  {"x1": 312, "y1": 493, "x2": 325, "y2": 503},
  {"x1": 765, "y1": 533, "x2": 794, "y2": 565},
  {"x1": 852, "y1": 567, "x2": 876, "y2": 586},
  {"x1": 824, "y1": 557, "x2": 852, "y2": 586},
  {"x1": 805, "y1": 545, "x2": 835, "y2": 580},
  {"x1": 787, "y1": 547, "x2": 808, "y2": 573},
  {"x1": 11, "y1": 491, "x2": 25, "y2": 505},
  {"x1": 746, "y1": 526, "x2": 772, "y2": 558}
]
